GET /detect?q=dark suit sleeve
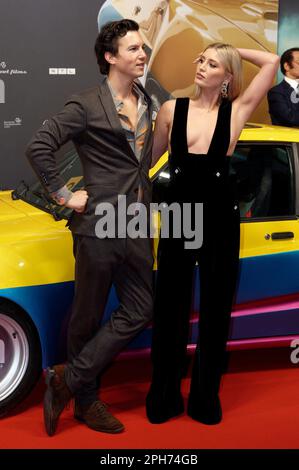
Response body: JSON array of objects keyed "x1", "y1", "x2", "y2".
[
  {"x1": 26, "y1": 96, "x2": 87, "y2": 193},
  {"x1": 267, "y1": 88, "x2": 299, "y2": 127}
]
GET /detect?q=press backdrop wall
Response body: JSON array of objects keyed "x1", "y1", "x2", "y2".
[{"x1": 0, "y1": 0, "x2": 290, "y2": 190}]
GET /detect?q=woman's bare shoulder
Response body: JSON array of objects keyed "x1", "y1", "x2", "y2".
[
  {"x1": 157, "y1": 99, "x2": 176, "y2": 124},
  {"x1": 159, "y1": 99, "x2": 176, "y2": 112}
]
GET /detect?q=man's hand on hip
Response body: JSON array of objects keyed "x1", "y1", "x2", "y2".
[{"x1": 62, "y1": 190, "x2": 89, "y2": 213}]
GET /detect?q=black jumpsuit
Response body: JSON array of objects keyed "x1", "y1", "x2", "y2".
[{"x1": 146, "y1": 98, "x2": 240, "y2": 425}]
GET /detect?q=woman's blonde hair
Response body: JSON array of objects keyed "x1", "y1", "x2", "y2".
[{"x1": 192, "y1": 42, "x2": 242, "y2": 101}]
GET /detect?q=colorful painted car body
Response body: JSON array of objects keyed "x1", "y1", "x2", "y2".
[{"x1": 1, "y1": 123, "x2": 299, "y2": 416}]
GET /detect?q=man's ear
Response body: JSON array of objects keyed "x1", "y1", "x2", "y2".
[
  {"x1": 104, "y1": 51, "x2": 117, "y2": 66},
  {"x1": 283, "y1": 62, "x2": 290, "y2": 73}
]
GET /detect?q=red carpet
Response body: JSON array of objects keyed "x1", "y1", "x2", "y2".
[{"x1": 0, "y1": 348, "x2": 298, "y2": 449}]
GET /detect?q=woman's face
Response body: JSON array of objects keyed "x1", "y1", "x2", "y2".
[{"x1": 194, "y1": 48, "x2": 230, "y2": 90}]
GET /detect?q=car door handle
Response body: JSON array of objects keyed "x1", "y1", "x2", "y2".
[{"x1": 271, "y1": 232, "x2": 294, "y2": 240}]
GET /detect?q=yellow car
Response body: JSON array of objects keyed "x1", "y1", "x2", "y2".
[{"x1": 1, "y1": 123, "x2": 299, "y2": 416}]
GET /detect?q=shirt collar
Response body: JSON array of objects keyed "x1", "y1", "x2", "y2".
[
  {"x1": 106, "y1": 78, "x2": 147, "y2": 112},
  {"x1": 284, "y1": 76, "x2": 299, "y2": 91},
  {"x1": 106, "y1": 78, "x2": 123, "y2": 112}
]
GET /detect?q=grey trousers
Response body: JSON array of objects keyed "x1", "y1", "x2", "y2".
[{"x1": 65, "y1": 234, "x2": 153, "y2": 405}]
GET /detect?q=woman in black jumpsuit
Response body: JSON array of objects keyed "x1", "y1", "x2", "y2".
[{"x1": 146, "y1": 43, "x2": 279, "y2": 425}]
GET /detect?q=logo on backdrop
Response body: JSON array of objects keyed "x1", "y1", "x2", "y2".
[
  {"x1": 3, "y1": 117, "x2": 22, "y2": 129},
  {"x1": 0, "y1": 79, "x2": 4, "y2": 104},
  {"x1": 49, "y1": 68, "x2": 76, "y2": 75},
  {"x1": 0, "y1": 60, "x2": 28, "y2": 76},
  {"x1": 0, "y1": 61, "x2": 28, "y2": 104}
]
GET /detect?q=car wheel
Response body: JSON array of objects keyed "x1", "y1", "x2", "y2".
[{"x1": 0, "y1": 301, "x2": 42, "y2": 417}]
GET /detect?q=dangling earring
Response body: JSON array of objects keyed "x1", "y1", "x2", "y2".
[{"x1": 221, "y1": 81, "x2": 229, "y2": 99}]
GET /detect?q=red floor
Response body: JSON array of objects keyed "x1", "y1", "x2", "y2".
[{"x1": 0, "y1": 348, "x2": 298, "y2": 449}]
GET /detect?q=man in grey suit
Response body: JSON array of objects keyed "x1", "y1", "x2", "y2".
[{"x1": 26, "y1": 19, "x2": 154, "y2": 436}]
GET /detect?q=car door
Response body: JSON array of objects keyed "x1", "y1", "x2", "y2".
[
  {"x1": 232, "y1": 142, "x2": 299, "y2": 303},
  {"x1": 151, "y1": 141, "x2": 299, "y2": 345},
  {"x1": 228, "y1": 142, "x2": 299, "y2": 344}
]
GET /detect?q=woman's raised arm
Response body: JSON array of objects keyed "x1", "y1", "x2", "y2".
[{"x1": 235, "y1": 48, "x2": 280, "y2": 123}]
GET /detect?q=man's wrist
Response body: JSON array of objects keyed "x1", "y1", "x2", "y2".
[{"x1": 51, "y1": 186, "x2": 73, "y2": 205}]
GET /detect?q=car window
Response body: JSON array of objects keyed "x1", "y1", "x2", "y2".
[
  {"x1": 151, "y1": 144, "x2": 294, "y2": 219},
  {"x1": 231, "y1": 145, "x2": 294, "y2": 219}
]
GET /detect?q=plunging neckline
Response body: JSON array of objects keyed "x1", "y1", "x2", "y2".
[{"x1": 185, "y1": 98, "x2": 222, "y2": 156}]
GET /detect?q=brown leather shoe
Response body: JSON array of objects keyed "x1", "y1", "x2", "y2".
[
  {"x1": 74, "y1": 400, "x2": 125, "y2": 433},
  {"x1": 43, "y1": 364, "x2": 73, "y2": 436}
]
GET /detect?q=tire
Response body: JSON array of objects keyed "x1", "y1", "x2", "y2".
[{"x1": 0, "y1": 301, "x2": 42, "y2": 417}]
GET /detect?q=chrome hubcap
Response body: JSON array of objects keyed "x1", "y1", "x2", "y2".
[{"x1": 0, "y1": 313, "x2": 29, "y2": 401}]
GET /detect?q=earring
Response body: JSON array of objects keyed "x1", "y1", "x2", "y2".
[{"x1": 221, "y1": 81, "x2": 229, "y2": 99}]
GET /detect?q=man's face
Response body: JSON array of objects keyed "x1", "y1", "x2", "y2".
[
  {"x1": 285, "y1": 51, "x2": 299, "y2": 79},
  {"x1": 109, "y1": 31, "x2": 147, "y2": 79}
]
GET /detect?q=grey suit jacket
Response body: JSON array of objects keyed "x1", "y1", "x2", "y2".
[{"x1": 26, "y1": 78, "x2": 153, "y2": 236}]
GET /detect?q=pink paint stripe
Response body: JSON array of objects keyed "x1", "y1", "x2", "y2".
[
  {"x1": 231, "y1": 299, "x2": 299, "y2": 317},
  {"x1": 188, "y1": 336, "x2": 299, "y2": 350},
  {"x1": 119, "y1": 336, "x2": 299, "y2": 360},
  {"x1": 222, "y1": 336, "x2": 299, "y2": 350},
  {"x1": 188, "y1": 295, "x2": 299, "y2": 320}
]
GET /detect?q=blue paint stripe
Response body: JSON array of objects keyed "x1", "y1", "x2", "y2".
[
  {"x1": 0, "y1": 282, "x2": 120, "y2": 367},
  {"x1": 193, "y1": 250, "x2": 299, "y2": 308},
  {"x1": 0, "y1": 282, "x2": 74, "y2": 367},
  {"x1": 236, "y1": 250, "x2": 299, "y2": 303}
]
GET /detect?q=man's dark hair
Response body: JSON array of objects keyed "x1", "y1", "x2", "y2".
[
  {"x1": 94, "y1": 19, "x2": 139, "y2": 75},
  {"x1": 280, "y1": 47, "x2": 299, "y2": 75}
]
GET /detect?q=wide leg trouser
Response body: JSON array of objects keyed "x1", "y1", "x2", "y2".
[
  {"x1": 189, "y1": 204, "x2": 240, "y2": 404},
  {"x1": 65, "y1": 235, "x2": 153, "y2": 405},
  {"x1": 149, "y1": 202, "x2": 240, "y2": 409}
]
